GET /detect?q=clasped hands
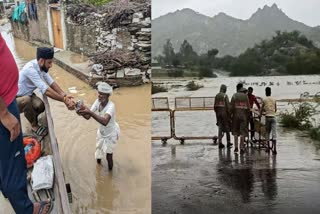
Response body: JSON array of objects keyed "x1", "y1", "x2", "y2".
[{"x1": 63, "y1": 95, "x2": 76, "y2": 110}]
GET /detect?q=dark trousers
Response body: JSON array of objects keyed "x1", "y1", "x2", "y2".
[
  {"x1": 0, "y1": 99, "x2": 33, "y2": 214},
  {"x1": 249, "y1": 116, "x2": 255, "y2": 139}
]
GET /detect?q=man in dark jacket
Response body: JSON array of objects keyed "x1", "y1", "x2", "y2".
[
  {"x1": 214, "y1": 84, "x2": 232, "y2": 148},
  {"x1": 230, "y1": 85, "x2": 251, "y2": 154}
]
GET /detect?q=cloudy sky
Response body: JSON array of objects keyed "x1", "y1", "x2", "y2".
[{"x1": 152, "y1": 0, "x2": 320, "y2": 27}]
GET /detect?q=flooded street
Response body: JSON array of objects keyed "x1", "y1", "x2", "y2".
[
  {"x1": 1, "y1": 24, "x2": 151, "y2": 214},
  {"x1": 152, "y1": 129, "x2": 320, "y2": 214},
  {"x1": 152, "y1": 77, "x2": 320, "y2": 213}
]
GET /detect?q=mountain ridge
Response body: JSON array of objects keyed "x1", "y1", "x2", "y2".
[{"x1": 152, "y1": 4, "x2": 320, "y2": 57}]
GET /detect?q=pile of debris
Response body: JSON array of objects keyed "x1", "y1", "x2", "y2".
[
  {"x1": 91, "y1": 49, "x2": 139, "y2": 72},
  {"x1": 66, "y1": 0, "x2": 151, "y2": 85},
  {"x1": 66, "y1": 0, "x2": 150, "y2": 29}
]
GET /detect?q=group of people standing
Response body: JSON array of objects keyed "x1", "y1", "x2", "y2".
[{"x1": 214, "y1": 83, "x2": 277, "y2": 155}]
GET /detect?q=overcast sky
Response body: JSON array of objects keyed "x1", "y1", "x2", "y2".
[{"x1": 152, "y1": 0, "x2": 320, "y2": 27}]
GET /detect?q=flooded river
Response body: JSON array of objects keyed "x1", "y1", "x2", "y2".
[
  {"x1": 152, "y1": 75, "x2": 320, "y2": 213},
  {"x1": 0, "y1": 24, "x2": 151, "y2": 214}
]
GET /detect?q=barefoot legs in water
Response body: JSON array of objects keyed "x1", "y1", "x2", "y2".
[{"x1": 106, "y1": 153, "x2": 113, "y2": 170}]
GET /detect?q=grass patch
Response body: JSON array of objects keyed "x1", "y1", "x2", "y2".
[{"x1": 185, "y1": 81, "x2": 203, "y2": 91}]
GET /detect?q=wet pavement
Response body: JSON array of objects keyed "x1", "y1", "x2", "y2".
[
  {"x1": 152, "y1": 126, "x2": 320, "y2": 214},
  {"x1": 1, "y1": 23, "x2": 151, "y2": 214}
]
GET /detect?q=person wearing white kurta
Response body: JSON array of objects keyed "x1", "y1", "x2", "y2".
[
  {"x1": 78, "y1": 82, "x2": 120, "y2": 170},
  {"x1": 90, "y1": 99, "x2": 120, "y2": 159}
]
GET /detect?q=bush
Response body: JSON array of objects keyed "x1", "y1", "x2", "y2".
[
  {"x1": 198, "y1": 66, "x2": 214, "y2": 78},
  {"x1": 185, "y1": 81, "x2": 203, "y2": 91},
  {"x1": 279, "y1": 102, "x2": 318, "y2": 129},
  {"x1": 152, "y1": 84, "x2": 168, "y2": 94},
  {"x1": 309, "y1": 126, "x2": 320, "y2": 141},
  {"x1": 279, "y1": 113, "x2": 301, "y2": 128},
  {"x1": 167, "y1": 69, "x2": 184, "y2": 77}
]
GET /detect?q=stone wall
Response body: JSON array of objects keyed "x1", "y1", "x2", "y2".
[
  {"x1": 65, "y1": 1, "x2": 151, "y2": 83},
  {"x1": 65, "y1": 23, "x2": 97, "y2": 55}
]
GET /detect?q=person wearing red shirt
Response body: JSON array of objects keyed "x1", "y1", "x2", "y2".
[
  {"x1": 247, "y1": 87, "x2": 261, "y2": 141},
  {"x1": 0, "y1": 34, "x2": 51, "y2": 214}
]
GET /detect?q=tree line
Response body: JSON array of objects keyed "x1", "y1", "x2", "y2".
[{"x1": 154, "y1": 31, "x2": 320, "y2": 77}]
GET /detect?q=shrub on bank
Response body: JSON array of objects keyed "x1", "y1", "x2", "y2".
[
  {"x1": 310, "y1": 126, "x2": 320, "y2": 141},
  {"x1": 279, "y1": 102, "x2": 318, "y2": 130},
  {"x1": 152, "y1": 84, "x2": 168, "y2": 94},
  {"x1": 185, "y1": 81, "x2": 203, "y2": 91}
]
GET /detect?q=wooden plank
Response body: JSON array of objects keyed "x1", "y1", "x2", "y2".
[{"x1": 43, "y1": 95, "x2": 71, "y2": 214}]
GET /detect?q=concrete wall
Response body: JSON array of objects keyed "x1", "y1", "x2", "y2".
[{"x1": 11, "y1": 0, "x2": 50, "y2": 45}]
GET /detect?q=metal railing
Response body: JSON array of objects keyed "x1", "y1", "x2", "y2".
[
  {"x1": 172, "y1": 97, "x2": 216, "y2": 144},
  {"x1": 152, "y1": 97, "x2": 173, "y2": 143},
  {"x1": 152, "y1": 97, "x2": 217, "y2": 144},
  {"x1": 152, "y1": 96, "x2": 277, "y2": 147}
]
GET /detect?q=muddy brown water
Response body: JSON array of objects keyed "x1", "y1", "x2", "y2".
[{"x1": 0, "y1": 24, "x2": 151, "y2": 214}]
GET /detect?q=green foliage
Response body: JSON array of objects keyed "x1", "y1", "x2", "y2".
[
  {"x1": 167, "y1": 69, "x2": 184, "y2": 77},
  {"x1": 162, "y1": 39, "x2": 176, "y2": 67},
  {"x1": 309, "y1": 126, "x2": 320, "y2": 141},
  {"x1": 157, "y1": 39, "x2": 219, "y2": 78},
  {"x1": 179, "y1": 40, "x2": 198, "y2": 67},
  {"x1": 230, "y1": 53, "x2": 263, "y2": 76},
  {"x1": 185, "y1": 81, "x2": 203, "y2": 91},
  {"x1": 87, "y1": 0, "x2": 112, "y2": 6},
  {"x1": 218, "y1": 30, "x2": 320, "y2": 76},
  {"x1": 286, "y1": 51, "x2": 320, "y2": 75},
  {"x1": 279, "y1": 102, "x2": 319, "y2": 130},
  {"x1": 151, "y1": 84, "x2": 168, "y2": 94},
  {"x1": 199, "y1": 66, "x2": 215, "y2": 78}
]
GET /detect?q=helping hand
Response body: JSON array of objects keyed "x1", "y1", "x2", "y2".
[
  {"x1": 64, "y1": 95, "x2": 76, "y2": 110},
  {"x1": 78, "y1": 106, "x2": 91, "y2": 115}
]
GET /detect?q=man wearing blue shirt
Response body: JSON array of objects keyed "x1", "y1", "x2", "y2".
[{"x1": 16, "y1": 47, "x2": 75, "y2": 136}]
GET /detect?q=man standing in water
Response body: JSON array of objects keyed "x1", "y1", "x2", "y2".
[
  {"x1": 78, "y1": 82, "x2": 120, "y2": 170},
  {"x1": 261, "y1": 87, "x2": 277, "y2": 154},
  {"x1": 0, "y1": 34, "x2": 51, "y2": 214},
  {"x1": 247, "y1": 87, "x2": 261, "y2": 141},
  {"x1": 230, "y1": 84, "x2": 251, "y2": 154},
  {"x1": 214, "y1": 84, "x2": 232, "y2": 148}
]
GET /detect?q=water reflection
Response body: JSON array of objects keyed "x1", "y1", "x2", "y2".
[{"x1": 218, "y1": 148, "x2": 277, "y2": 204}]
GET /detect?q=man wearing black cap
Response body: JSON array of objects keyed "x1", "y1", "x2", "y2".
[{"x1": 16, "y1": 47, "x2": 75, "y2": 136}]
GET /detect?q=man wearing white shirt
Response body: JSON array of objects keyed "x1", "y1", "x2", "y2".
[{"x1": 16, "y1": 47, "x2": 75, "y2": 136}]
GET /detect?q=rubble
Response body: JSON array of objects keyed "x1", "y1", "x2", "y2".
[{"x1": 66, "y1": 0, "x2": 151, "y2": 85}]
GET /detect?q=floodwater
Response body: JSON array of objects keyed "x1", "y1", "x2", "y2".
[
  {"x1": 0, "y1": 24, "x2": 151, "y2": 214},
  {"x1": 152, "y1": 77, "x2": 320, "y2": 213}
]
